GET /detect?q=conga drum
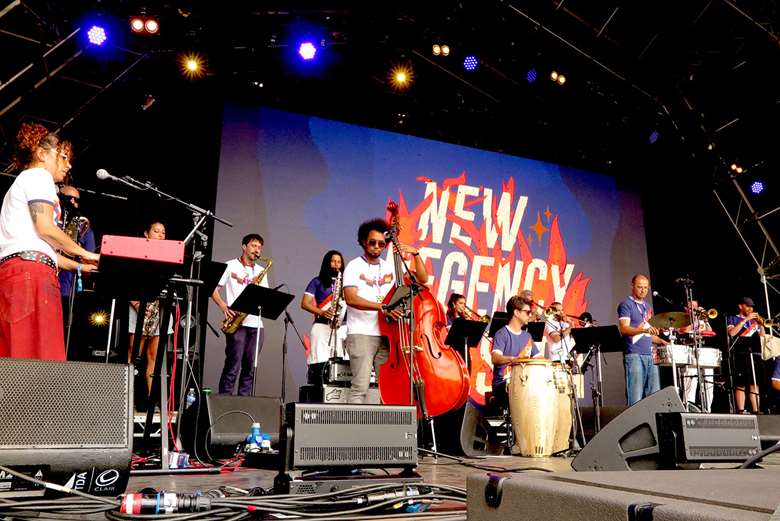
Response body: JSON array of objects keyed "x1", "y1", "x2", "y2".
[
  {"x1": 508, "y1": 359, "x2": 557, "y2": 457},
  {"x1": 551, "y1": 362, "x2": 573, "y2": 454}
]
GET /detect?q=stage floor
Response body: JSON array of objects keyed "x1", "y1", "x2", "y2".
[{"x1": 128, "y1": 454, "x2": 575, "y2": 494}]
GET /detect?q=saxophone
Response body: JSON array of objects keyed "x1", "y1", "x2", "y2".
[
  {"x1": 329, "y1": 271, "x2": 343, "y2": 330},
  {"x1": 221, "y1": 257, "x2": 272, "y2": 334}
]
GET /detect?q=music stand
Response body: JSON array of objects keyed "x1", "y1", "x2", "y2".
[
  {"x1": 229, "y1": 285, "x2": 295, "y2": 397},
  {"x1": 570, "y1": 325, "x2": 622, "y2": 434},
  {"x1": 445, "y1": 318, "x2": 488, "y2": 373},
  {"x1": 525, "y1": 322, "x2": 545, "y2": 343},
  {"x1": 488, "y1": 312, "x2": 510, "y2": 338}
]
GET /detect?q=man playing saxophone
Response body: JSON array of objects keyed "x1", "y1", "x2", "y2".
[{"x1": 211, "y1": 234, "x2": 269, "y2": 396}]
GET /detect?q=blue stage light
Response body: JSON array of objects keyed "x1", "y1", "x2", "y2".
[
  {"x1": 87, "y1": 25, "x2": 107, "y2": 46},
  {"x1": 526, "y1": 68, "x2": 537, "y2": 83},
  {"x1": 298, "y1": 41, "x2": 317, "y2": 61},
  {"x1": 649, "y1": 131, "x2": 659, "y2": 144},
  {"x1": 750, "y1": 181, "x2": 764, "y2": 194},
  {"x1": 463, "y1": 55, "x2": 478, "y2": 71}
]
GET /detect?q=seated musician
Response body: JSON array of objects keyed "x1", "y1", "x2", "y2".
[
  {"x1": 445, "y1": 293, "x2": 468, "y2": 327},
  {"x1": 678, "y1": 299, "x2": 715, "y2": 412},
  {"x1": 491, "y1": 296, "x2": 538, "y2": 408}
]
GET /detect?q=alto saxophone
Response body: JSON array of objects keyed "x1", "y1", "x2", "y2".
[{"x1": 221, "y1": 257, "x2": 272, "y2": 334}]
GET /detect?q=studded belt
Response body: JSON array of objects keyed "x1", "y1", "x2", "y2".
[{"x1": 0, "y1": 250, "x2": 57, "y2": 271}]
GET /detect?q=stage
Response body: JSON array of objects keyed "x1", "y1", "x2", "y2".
[{"x1": 120, "y1": 452, "x2": 780, "y2": 520}]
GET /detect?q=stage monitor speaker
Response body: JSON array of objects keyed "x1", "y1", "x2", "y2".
[
  {"x1": 279, "y1": 402, "x2": 417, "y2": 471},
  {"x1": 572, "y1": 386, "x2": 686, "y2": 471},
  {"x1": 656, "y1": 412, "x2": 761, "y2": 468},
  {"x1": 181, "y1": 394, "x2": 281, "y2": 460},
  {"x1": 0, "y1": 359, "x2": 132, "y2": 497}
]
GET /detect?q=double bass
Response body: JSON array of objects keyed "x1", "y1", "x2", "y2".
[{"x1": 378, "y1": 201, "x2": 470, "y2": 423}]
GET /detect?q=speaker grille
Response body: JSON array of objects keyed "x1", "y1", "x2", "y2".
[
  {"x1": 0, "y1": 359, "x2": 130, "y2": 448},
  {"x1": 299, "y1": 408, "x2": 414, "y2": 426},
  {"x1": 299, "y1": 446, "x2": 415, "y2": 464}
]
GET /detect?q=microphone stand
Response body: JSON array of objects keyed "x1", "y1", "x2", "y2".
[
  {"x1": 74, "y1": 185, "x2": 128, "y2": 201},
  {"x1": 114, "y1": 176, "x2": 232, "y2": 471}
]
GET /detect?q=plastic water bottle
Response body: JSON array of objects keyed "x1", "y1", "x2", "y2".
[
  {"x1": 246, "y1": 423, "x2": 262, "y2": 452},
  {"x1": 185, "y1": 389, "x2": 197, "y2": 409},
  {"x1": 261, "y1": 434, "x2": 271, "y2": 453}
]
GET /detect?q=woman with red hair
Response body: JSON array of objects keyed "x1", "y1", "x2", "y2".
[{"x1": 0, "y1": 123, "x2": 99, "y2": 360}]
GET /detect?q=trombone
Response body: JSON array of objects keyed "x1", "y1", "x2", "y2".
[
  {"x1": 544, "y1": 307, "x2": 591, "y2": 325},
  {"x1": 464, "y1": 304, "x2": 490, "y2": 323}
]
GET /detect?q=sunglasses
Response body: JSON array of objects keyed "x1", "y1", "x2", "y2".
[{"x1": 367, "y1": 239, "x2": 386, "y2": 248}]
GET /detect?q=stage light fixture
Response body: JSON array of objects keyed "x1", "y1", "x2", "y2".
[
  {"x1": 298, "y1": 41, "x2": 317, "y2": 61},
  {"x1": 87, "y1": 25, "x2": 107, "y2": 46},
  {"x1": 432, "y1": 44, "x2": 441, "y2": 56},
  {"x1": 750, "y1": 181, "x2": 764, "y2": 194},
  {"x1": 550, "y1": 70, "x2": 558, "y2": 81},
  {"x1": 526, "y1": 68, "x2": 537, "y2": 83},
  {"x1": 441, "y1": 45, "x2": 450, "y2": 56},
  {"x1": 180, "y1": 53, "x2": 205, "y2": 79},
  {"x1": 557, "y1": 74, "x2": 566, "y2": 85},
  {"x1": 145, "y1": 18, "x2": 159, "y2": 34},
  {"x1": 389, "y1": 63, "x2": 414, "y2": 91},
  {"x1": 130, "y1": 18, "x2": 144, "y2": 32},
  {"x1": 463, "y1": 55, "x2": 478, "y2": 71},
  {"x1": 89, "y1": 311, "x2": 109, "y2": 327},
  {"x1": 649, "y1": 131, "x2": 659, "y2": 144},
  {"x1": 736, "y1": 166, "x2": 743, "y2": 174}
]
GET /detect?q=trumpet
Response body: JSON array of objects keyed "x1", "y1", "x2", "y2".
[
  {"x1": 757, "y1": 315, "x2": 774, "y2": 328},
  {"x1": 464, "y1": 305, "x2": 490, "y2": 323},
  {"x1": 694, "y1": 308, "x2": 718, "y2": 320}
]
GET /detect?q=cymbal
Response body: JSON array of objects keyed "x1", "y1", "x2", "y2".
[{"x1": 649, "y1": 312, "x2": 691, "y2": 329}]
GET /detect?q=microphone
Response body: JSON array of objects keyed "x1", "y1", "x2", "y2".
[
  {"x1": 652, "y1": 290, "x2": 675, "y2": 305},
  {"x1": 272, "y1": 283, "x2": 285, "y2": 291},
  {"x1": 95, "y1": 168, "x2": 114, "y2": 180}
]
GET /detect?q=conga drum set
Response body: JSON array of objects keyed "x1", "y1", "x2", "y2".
[{"x1": 507, "y1": 359, "x2": 577, "y2": 457}]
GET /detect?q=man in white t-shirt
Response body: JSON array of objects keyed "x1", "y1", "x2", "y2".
[
  {"x1": 342, "y1": 218, "x2": 428, "y2": 404},
  {"x1": 543, "y1": 301, "x2": 576, "y2": 361},
  {"x1": 211, "y1": 234, "x2": 269, "y2": 396}
]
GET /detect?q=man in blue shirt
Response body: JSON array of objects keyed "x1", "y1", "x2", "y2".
[
  {"x1": 491, "y1": 295, "x2": 538, "y2": 407},
  {"x1": 618, "y1": 274, "x2": 668, "y2": 406},
  {"x1": 727, "y1": 296, "x2": 765, "y2": 413}
]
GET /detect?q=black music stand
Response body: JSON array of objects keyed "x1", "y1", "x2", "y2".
[
  {"x1": 526, "y1": 321, "x2": 545, "y2": 343},
  {"x1": 229, "y1": 285, "x2": 295, "y2": 398},
  {"x1": 488, "y1": 312, "x2": 511, "y2": 338},
  {"x1": 570, "y1": 325, "x2": 622, "y2": 434},
  {"x1": 445, "y1": 318, "x2": 488, "y2": 373}
]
